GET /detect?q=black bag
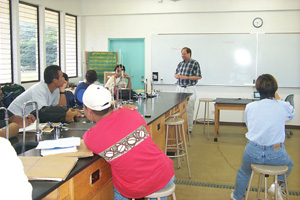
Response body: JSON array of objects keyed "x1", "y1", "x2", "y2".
[
  {"x1": 31, "y1": 106, "x2": 69, "y2": 123},
  {"x1": 1, "y1": 84, "x2": 25, "y2": 97}
]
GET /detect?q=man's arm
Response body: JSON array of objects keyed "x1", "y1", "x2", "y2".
[{"x1": 57, "y1": 83, "x2": 67, "y2": 106}]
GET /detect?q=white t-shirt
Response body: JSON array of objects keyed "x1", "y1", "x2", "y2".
[
  {"x1": 105, "y1": 76, "x2": 127, "y2": 91},
  {"x1": 8, "y1": 82, "x2": 60, "y2": 116},
  {"x1": 0, "y1": 137, "x2": 32, "y2": 199}
]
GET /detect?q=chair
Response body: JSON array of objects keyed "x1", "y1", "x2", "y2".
[
  {"x1": 132, "y1": 183, "x2": 176, "y2": 200},
  {"x1": 284, "y1": 94, "x2": 294, "y2": 138},
  {"x1": 170, "y1": 112, "x2": 191, "y2": 146},
  {"x1": 165, "y1": 117, "x2": 192, "y2": 178},
  {"x1": 193, "y1": 98, "x2": 215, "y2": 139},
  {"x1": 245, "y1": 164, "x2": 289, "y2": 200}
]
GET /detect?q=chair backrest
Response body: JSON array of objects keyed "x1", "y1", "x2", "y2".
[{"x1": 284, "y1": 94, "x2": 294, "y2": 107}]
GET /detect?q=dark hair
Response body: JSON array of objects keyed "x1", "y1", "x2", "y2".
[
  {"x1": 255, "y1": 74, "x2": 278, "y2": 99},
  {"x1": 63, "y1": 73, "x2": 69, "y2": 82},
  {"x1": 44, "y1": 65, "x2": 61, "y2": 84},
  {"x1": 85, "y1": 70, "x2": 98, "y2": 83},
  {"x1": 182, "y1": 47, "x2": 192, "y2": 56},
  {"x1": 114, "y1": 64, "x2": 126, "y2": 72}
]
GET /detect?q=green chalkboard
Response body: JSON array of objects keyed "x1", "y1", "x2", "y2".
[{"x1": 85, "y1": 51, "x2": 118, "y2": 84}]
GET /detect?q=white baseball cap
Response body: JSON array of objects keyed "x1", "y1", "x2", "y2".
[{"x1": 83, "y1": 84, "x2": 112, "y2": 111}]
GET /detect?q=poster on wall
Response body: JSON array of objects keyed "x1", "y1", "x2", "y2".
[{"x1": 85, "y1": 51, "x2": 118, "y2": 84}]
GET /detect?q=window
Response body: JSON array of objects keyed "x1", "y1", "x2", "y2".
[
  {"x1": 0, "y1": 0, "x2": 12, "y2": 84},
  {"x1": 19, "y1": 2, "x2": 39, "y2": 82},
  {"x1": 65, "y1": 14, "x2": 77, "y2": 77},
  {"x1": 45, "y1": 9, "x2": 60, "y2": 68}
]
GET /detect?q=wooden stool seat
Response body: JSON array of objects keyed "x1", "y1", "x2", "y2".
[
  {"x1": 165, "y1": 117, "x2": 191, "y2": 178},
  {"x1": 132, "y1": 183, "x2": 176, "y2": 200},
  {"x1": 194, "y1": 98, "x2": 215, "y2": 139},
  {"x1": 245, "y1": 164, "x2": 290, "y2": 200},
  {"x1": 145, "y1": 183, "x2": 176, "y2": 200},
  {"x1": 170, "y1": 112, "x2": 180, "y2": 118}
]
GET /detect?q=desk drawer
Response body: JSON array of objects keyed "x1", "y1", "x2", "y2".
[
  {"x1": 179, "y1": 100, "x2": 187, "y2": 115},
  {"x1": 148, "y1": 115, "x2": 165, "y2": 141},
  {"x1": 73, "y1": 158, "x2": 112, "y2": 200}
]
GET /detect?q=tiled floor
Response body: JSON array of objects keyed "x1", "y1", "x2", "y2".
[{"x1": 170, "y1": 124, "x2": 300, "y2": 200}]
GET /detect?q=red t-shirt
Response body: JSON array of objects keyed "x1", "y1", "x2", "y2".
[{"x1": 83, "y1": 109, "x2": 174, "y2": 199}]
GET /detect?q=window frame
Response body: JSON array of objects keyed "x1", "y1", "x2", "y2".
[
  {"x1": 65, "y1": 13, "x2": 78, "y2": 78},
  {"x1": 19, "y1": 1, "x2": 40, "y2": 83},
  {"x1": 45, "y1": 8, "x2": 61, "y2": 68}
]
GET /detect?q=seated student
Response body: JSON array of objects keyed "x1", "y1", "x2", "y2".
[
  {"x1": 105, "y1": 64, "x2": 132, "y2": 92},
  {"x1": 82, "y1": 85, "x2": 174, "y2": 200},
  {"x1": 8, "y1": 65, "x2": 67, "y2": 116},
  {"x1": 231, "y1": 74, "x2": 295, "y2": 200},
  {"x1": 62, "y1": 73, "x2": 75, "y2": 108},
  {"x1": 74, "y1": 70, "x2": 97, "y2": 107},
  {"x1": 0, "y1": 137, "x2": 32, "y2": 199}
]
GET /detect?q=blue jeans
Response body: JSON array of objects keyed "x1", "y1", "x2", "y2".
[
  {"x1": 114, "y1": 175, "x2": 175, "y2": 200},
  {"x1": 233, "y1": 141, "x2": 294, "y2": 200}
]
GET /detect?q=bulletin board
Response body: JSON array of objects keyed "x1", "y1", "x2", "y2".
[{"x1": 85, "y1": 51, "x2": 118, "y2": 83}]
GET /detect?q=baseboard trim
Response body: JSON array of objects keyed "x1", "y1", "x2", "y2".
[{"x1": 194, "y1": 121, "x2": 300, "y2": 129}]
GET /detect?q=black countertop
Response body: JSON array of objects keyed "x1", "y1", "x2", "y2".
[{"x1": 11, "y1": 92, "x2": 191, "y2": 200}]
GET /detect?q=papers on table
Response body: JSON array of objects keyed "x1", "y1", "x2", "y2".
[
  {"x1": 36, "y1": 137, "x2": 81, "y2": 156},
  {"x1": 19, "y1": 156, "x2": 78, "y2": 181},
  {"x1": 19, "y1": 121, "x2": 48, "y2": 133}
]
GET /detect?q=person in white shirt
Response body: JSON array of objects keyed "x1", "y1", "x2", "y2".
[
  {"x1": 8, "y1": 65, "x2": 67, "y2": 116},
  {"x1": 0, "y1": 137, "x2": 32, "y2": 199},
  {"x1": 105, "y1": 64, "x2": 131, "y2": 92},
  {"x1": 231, "y1": 74, "x2": 295, "y2": 200}
]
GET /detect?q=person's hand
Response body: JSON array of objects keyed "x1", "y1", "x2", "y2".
[
  {"x1": 120, "y1": 104, "x2": 138, "y2": 110},
  {"x1": 60, "y1": 81, "x2": 68, "y2": 92},
  {"x1": 65, "y1": 108, "x2": 82, "y2": 122},
  {"x1": 24, "y1": 114, "x2": 36, "y2": 127},
  {"x1": 9, "y1": 115, "x2": 35, "y2": 128},
  {"x1": 275, "y1": 92, "x2": 281, "y2": 100},
  {"x1": 174, "y1": 74, "x2": 180, "y2": 79}
]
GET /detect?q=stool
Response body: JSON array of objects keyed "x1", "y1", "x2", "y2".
[
  {"x1": 170, "y1": 112, "x2": 191, "y2": 147},
  {"x1": 193, "y1": 98, "x2": 215, "y2": 139},
  {"x1": 132, "y1": 183, "x2": 176, "y2": 200},
  {"x1": 165, "y1": 117, "x2": 191, "y2": 178},
  {"x1": 245, "y1": 164, "x2": 289, "y2": 200}
]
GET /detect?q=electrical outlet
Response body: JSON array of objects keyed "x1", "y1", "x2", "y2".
[{"x1": 90, "y1": 169, "x2": 100, "y2": 185}]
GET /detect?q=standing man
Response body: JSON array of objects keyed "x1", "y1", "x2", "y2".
[
  {"x1": 8, "y1": 65, "x2": 67, "y2": 116},
  {"x1": 175, "y1": 47, "x2": 202, "y2": 133}
]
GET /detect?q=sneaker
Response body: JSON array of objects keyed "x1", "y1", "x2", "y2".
[
  {"x1": 230, "y1": 191, "x2": 236, "y2": 200},
  {"x1": 268, "y1": 183, "x2": 284, "y2": 200}
]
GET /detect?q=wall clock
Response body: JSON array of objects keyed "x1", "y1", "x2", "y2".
[{"x1": 253, "y1": 17, "x2": 263, "y2": 28}]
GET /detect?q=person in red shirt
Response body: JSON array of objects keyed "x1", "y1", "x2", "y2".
[{"x1": 82, "y1": 85, "x2": 175, "y2": 200}]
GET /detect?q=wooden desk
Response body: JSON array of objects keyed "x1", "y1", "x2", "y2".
[
  {"x1": 214, "y1": 98, "x2": 257, "y2": 142},
  {"x1": 13, "y1": 92, "x2": 191, "y2": 200}
]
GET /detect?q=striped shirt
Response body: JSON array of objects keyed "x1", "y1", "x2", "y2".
[{"x1": 175, "y1": 58, "x2": 202, "y2": 86}]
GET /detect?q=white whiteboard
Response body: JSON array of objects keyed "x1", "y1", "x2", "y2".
[
  {"x1": 257, "y1": 34, "x2": 300, "y2": 87},
  {"x1": 151, "y1": 33, "x2": 300, "y2": 87}
]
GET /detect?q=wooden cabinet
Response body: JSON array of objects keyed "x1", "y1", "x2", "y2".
[
  {"x1": 148, "y1": 115, "x2": 165, "y2": 152},
  {"x1": 43, "y1": 158, "x2": 113, "y2": 200}
]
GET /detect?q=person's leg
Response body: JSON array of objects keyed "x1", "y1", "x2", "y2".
[
  {"x1": 265, "y1": 144, "x2": 294, "y2": 187},
  {"x1": 233, "y1": 142, "x2": 263, "y2": 200},
  {"x1": 114, "y1": 187, "x2": 130, "y2": 200},
  {"x1": 150, "y1": 175, "x2": 175, "y2": 200},
  {"x1": 186, "y1": 86, "x2": 197, "y2": 132}
]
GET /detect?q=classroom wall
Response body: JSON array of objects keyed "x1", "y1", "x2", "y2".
[{"x1": 80, "y1": 0, "x2": 300, "y2": 126}]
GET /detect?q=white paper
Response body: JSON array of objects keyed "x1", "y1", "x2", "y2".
[
  {"x1": 36, "y1": 137, "x2": 81, "y2": 149},
  {"x1": 19, "y1": 121, "x2": 48, "y2": 133}
]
